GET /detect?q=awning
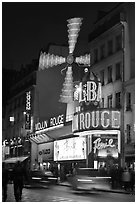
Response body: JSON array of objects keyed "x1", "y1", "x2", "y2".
[{"x1": 4, "y1": 156, "x2": 29, "y2": 164}]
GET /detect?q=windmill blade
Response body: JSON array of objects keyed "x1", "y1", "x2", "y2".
[
  {"x1": 59, "y1": 66, "x2": 74, "y2": 103},
  {"x1": 39, "y1": 52, "x2": 66, "y2": 70},
  {"x1": 67, "y1": 17, "x2": 83, "y2": 54},
  {"x1": 75, "y1": 54, "x2": 90, "y2": 66}
]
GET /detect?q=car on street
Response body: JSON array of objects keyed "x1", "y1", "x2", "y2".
[
  {"x1": 27, "y1": 170, "x2": 58, "y2": 186},
  {"x1": 67, "y1": 168, "x2": 111, "y2": 191}
]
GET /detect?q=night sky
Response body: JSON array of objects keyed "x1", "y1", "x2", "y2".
[{"x1": 2, "y1": 2, "x2": 119, "y2": 70}]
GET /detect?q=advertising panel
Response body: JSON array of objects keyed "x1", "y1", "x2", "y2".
[
  {"x1": 54, "y1": 137, "x2": 86, "y2": 161},
  {"x1": 38, "y1": 142, "x2": 54, "y2": 162}
]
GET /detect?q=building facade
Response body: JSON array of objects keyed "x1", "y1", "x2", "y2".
[
  {"x1": 88, "y1": 2, "x2": 135, "y2": 167},
  {"x1": 3, "y1": 60, "x2": 38, "y2": 160}
]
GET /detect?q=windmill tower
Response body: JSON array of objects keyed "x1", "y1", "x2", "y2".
[{"x1": 39, "y1": 18, "x2": 90, "y2": 122}]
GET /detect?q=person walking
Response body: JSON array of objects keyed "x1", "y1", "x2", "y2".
[
  {"x1": 122, "y1": 167, "x2": 131, "y2": 191},
  {"x1": 12, "y1": 161, "x2": 27, "y2": 202},
  {"x1": 2, "y1": 162, "x2": 9, "y2": 202}
]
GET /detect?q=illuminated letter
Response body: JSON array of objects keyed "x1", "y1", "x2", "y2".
[
  {"x1": 97, "y1": 82, "x2": 102, "y2": 102},
  {"x1": 101, "y1": 111, "x2": 110, "y2": 128},
  {"x1": 87, "y1": 81, "x2": 97, "y2": 101},
  {"x1": 50, "y1": 118, "x2": 53, "y2": 126},
  {"x1": 79, "y1": 82, "x2": 85, "y2": 102},
  {"x1": 91, "y1": 111, "x2": 99, "y2": 128},
  {"x1": 85, "y1": 112, "x2": 91, "y2": 129},
  {"x1": 79, "y1": 113, "x2": 85, "y2": 130},
  {"x1": 72, "y1": 115, "x2": 78, "y2": 132},
  {"x1": 112, "y1": 111, "x2": 120, "y2": 128}
]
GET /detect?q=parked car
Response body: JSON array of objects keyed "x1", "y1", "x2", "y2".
[
  {"x1": 67, "y1": 168, "x2": 111, "y2": 191},
  {"x1": 27, "y1": 170, "x2": 58, "y2": 186}
]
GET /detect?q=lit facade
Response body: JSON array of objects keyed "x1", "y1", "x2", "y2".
[
  {"x1": 88, "y1": 2, "x2": 135, "y2": 167},
  {"x1": 3, "y1": 61, "x2": 38, "y2": 160}
]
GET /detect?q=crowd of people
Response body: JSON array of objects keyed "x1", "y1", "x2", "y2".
[{"x1": 99, "y1": 164, "x2": 135, "y2": 193}]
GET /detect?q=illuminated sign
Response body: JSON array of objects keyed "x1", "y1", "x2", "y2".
[
  {"x1": 35, "y1": 114, "x2": 64, "y2": 131},
  {"x1": 92, "y1": 135, "x2": 118, "y2": 158},
  {"x1": 72, "y1": 110, "x2": 121, "y2": 132},
  {"x1": 93, "y1": 138, "x2": 115, "y2": 154},
  {"x1": 74, "y1": 80, "x2": 101, "y2": 106},
  {"x1": 38, "y1": 142, "x2": 54, "y2": 161},
  {"x1": 26, "y1": 91, "x2": 31, "y2": 110},
  {"x1": 25, "y1": 113, "x2": 31, "y2": 130},
  {"x1": 25, "y1": 91, "x2": 31, "y2": 130},
  {"x1": 54, "y1": 137, "x2": 86, "y2": 161}
]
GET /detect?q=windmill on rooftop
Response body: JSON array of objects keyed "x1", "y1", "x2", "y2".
[{"x1": 39, "y1": 17, "x2": 90, "y2": 121}]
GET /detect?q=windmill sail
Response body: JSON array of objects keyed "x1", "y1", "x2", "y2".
[{"x1": 38, "y1": 17, "x2": 91, "y2": 104}]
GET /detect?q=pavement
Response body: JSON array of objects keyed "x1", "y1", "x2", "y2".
[{"x1": 24, "y1": 181, "x2": 134, "y2": 195}]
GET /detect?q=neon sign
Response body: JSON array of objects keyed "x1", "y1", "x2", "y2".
[
  {"x1": 93, "y1": 138, "x2": 115, "y2": 154},
  {"x1": 26, "y1": 91, "x2": 31, "y2": 110},
  {"x1": 72, "y1": 110, "x2": 121, "y2": 132},
  {"x1": 35, "y1": 114, "x2": 64, "y2": 131},
  {"x1": 25, "y1": 91, "x2": 31, "y2": 130},
  {"x1": 92, "y1": 135, "x2": 119, "y2": 158}
]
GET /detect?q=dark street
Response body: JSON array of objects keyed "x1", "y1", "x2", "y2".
[{"x1": 6, "y1": 184, "x2": 135, "y2": 202}]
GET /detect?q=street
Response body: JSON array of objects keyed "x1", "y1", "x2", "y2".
[{"x1": 6, "y1": 184, "x2": 135, "y2": 202}]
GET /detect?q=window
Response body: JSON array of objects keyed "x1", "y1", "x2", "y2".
[
  {"x1": 127, "y1": 124, "x2": 131, "y2": 144},
  {"x1": 115, "y1": 34, "x2": 122, "y2": 51},
  {"x1": 101, "y1": 98, "x2": 104, "y2": 108},
  {"x1": 107, "y1": 95, "x2": 113, "y2": 108},
  {"x1": 100, "y1": 70, "x2": 104, "y2": 86},
  {"x1": 115, "y1": 92, "x2": 121, "y2": 108},
  {"x1": 126, "y1": 92, "x2": 131, "y2": 111},
  {"x1": 94, "y1": 48, "x2": 98, "y2": 63},
  {"x1": 100, "y1": 44, "x2": 105, "y2": 59},
  {"x1": 116, "y1": 62, "x2": 121, "y2": 80},
  {"x1": 108, "y1": 65, "x2": 112, "y2": 83},
  {"x1": 108, "y1": 39, "x2": 113, "y2": 55}
]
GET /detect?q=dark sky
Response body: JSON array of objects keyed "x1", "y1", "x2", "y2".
[{"x1": 2, "y1": 2, "x2": 119, "y2": 70}]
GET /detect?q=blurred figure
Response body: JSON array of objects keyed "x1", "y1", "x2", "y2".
[
  {"x1": 129, "y1": 167, "x2": 135, "y2": 193},
  {"x1": 12, "y1": 161, "x2": 27, "y2": 202},
  {"x1": 109, "y1": 165, "x2": 116, "y2": 189},
  {"x1": 2, "y1": 162, "x2": 9, "y2": 202},
  {"x1": 99, "y1": 165, "x2": 107, "y2": 176},
  {"x1": 122, "y1": 167, "x2": 131, "y2": 191}
]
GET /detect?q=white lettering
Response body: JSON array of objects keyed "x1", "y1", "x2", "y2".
[
  {"x1": 79, "y1": 82, "x2": 86, "y2": 102},
  {"x1": 97, "y1": 82, "x2": 102, "y2": 102},
  {"x1": 93, "y1": 138, "x2": 115, "y2": 154},
  {"x1": 92, "y1": 111, "x2": 99, "y2": 128},
  {"x1": 79, "y1": 113, "x2": 85, "y2": 130},
  {"x1": 77, "y1": 81, "x2": 102, "y2": 103},
  {"x1": 26, "y1": 91, "x2": 31, "y2": 110},
  {"x1": 101, "y1": 111, "x2": 110, "y2": 128},
  {"x1": 87, "y1": 81, "x2": 97, "y2": 101},
  {"x1": 112, "y1": 111, "x2": 120, "y2": 128},
  {"x1": 85, "y1": 112, "x2": 90, "y2": 129},
  {"x1": 35, "y1": 120, "x2": 48, "y2": 131},
  {"x1": 50, "y1": 114, "x2": 64, "y2": 127},
  {"x1": 75, "y1": 110, "x2": 121, "y2": 131}
]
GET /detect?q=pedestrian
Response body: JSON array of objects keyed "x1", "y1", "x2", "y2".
[
  {"x1": 122, "y1": 167, "x2": 131, "y2": 191},
  {"x1": 129, "y1": 167, "x2": 135, "y2": 193},
  {"x1": 109, "y1": 165, "x2": 116, "y2": 189},
  {"x1": 12, "y1": 161, "x2": 27, "y2": 202},
  {"x1": 2, "y1": 162, "x2": 9, "y2": 202}
]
